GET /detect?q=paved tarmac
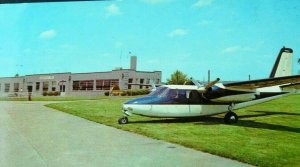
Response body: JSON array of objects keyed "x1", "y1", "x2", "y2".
[{"x1": 0, "y1": 101, "x2": 253, "y2": 167}]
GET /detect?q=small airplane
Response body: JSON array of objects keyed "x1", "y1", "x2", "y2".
[{"x1": 118, "y1": 47, "x2": 300, "y2": 124}]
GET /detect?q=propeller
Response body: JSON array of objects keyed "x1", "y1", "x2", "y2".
[{"x1": 205, "y1": 78, "x2": 220, "y2": 91}]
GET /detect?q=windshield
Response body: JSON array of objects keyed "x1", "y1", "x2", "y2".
[{"x1": 148, "y1": 87, "x2": 168, "y2": 97}]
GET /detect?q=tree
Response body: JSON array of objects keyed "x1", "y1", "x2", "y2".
[{"x1": 167, "y1": 70, "x2": 188, "y2": 85}]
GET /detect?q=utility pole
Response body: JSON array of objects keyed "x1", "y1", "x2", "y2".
[
  {"x1": 298, "y1": 58, "x2": 300, "y2": 74},
  {"x1": 208, "y1": 70, "x2": 210, "y2": 83}
]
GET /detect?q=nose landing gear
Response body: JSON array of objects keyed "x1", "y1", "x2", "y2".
[
  {"x1": 224, "y1": 103, "x2": 238, "y2": 124},
  {"x1": 118, "y1": 117, "x2": 128, "y2": 124}
]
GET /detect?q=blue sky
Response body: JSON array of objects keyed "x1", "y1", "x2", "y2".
[{"x1": 0, "y1": 0, "x2": 299, "y2": 82}]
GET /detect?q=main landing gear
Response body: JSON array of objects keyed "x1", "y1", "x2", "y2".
[
  {"x1": 224, "y1": 103, "x2": 238, "y2": 124},
  {"x1": 118, "y1": 117, "x2": 128, "y2": 124}
]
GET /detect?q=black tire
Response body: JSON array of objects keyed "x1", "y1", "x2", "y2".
[
  {"x1": 118, "y1": 117, "x2": 128, "y2": 124},
  {"x1": 224, "y1": 112, "x2": 238, "y2": 124}
]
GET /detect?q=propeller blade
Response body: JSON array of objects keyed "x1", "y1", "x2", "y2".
[{"x1": 205, "y1": 78, "x2": 220, "y2": 90}]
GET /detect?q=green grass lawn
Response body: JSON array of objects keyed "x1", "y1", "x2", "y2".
[{"x1": 46, "y1": 94, "x2": 300, "y2": 167}]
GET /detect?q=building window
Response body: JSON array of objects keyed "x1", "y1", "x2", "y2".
[
  {"x1": 43, "y1": 82, "x2": 49, "y2": 92},
  {"x1": 73, "y1": 81, "x2": 80, "y2": 90},
  {"x1": 96, "y1": 79, "x2": 119, "y2": 90},
  {"x1": 36, "y1": 82, "x2": 40, "y2": 91},
  {"x1": 14, "y1": 83, "x2": 19, "y2": 92},
  {"x1": 4, "y1": 83, "x2": 10, "y2": 92},
  {"x1": 52, "y1": 81, "x2": 57, "y2": 91},
  {"x1": 140, "y1": 79, "x2": 144, "y2": 89},
  {"x1": 128, "y1": 78, "x2": 133, "y2": 89},
  {"x1": 73, "y1": 80, "x2": 94, "y2": 91}
]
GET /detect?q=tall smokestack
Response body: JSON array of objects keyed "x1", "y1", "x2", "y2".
[{"x1": 130, "y1": 56, "x2": 137, "y2": 71}]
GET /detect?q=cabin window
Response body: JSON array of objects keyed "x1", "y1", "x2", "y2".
[{"x1": 189, "y1": 90, "x2": 201, "y2": 104}]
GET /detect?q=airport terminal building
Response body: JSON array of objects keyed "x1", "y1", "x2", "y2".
[{"x1": 0, "y1": 56, "x2": 161, "y2": 97}]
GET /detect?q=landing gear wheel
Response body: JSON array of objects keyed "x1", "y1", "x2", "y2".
[
  {"x1": 224, "y1": 112, "x2": 238, "y2": 124},
  {"x1": 118, "y1": 117, "x2": 128, "y2": 124}
]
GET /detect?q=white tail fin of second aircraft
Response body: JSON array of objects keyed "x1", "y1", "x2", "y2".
[{"x1": 269, "y1": 47, "x2": 293, "y2": 78}]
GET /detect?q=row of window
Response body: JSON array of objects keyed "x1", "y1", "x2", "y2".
[
  {"x1": 127, "y1": 78, "x2": 160, "y2": 89},
  {"x1": 72, "y1": 79, "x2": 119, "y2": 91},
  {"x1": 0, "y1": 78, "x2": 161, "y2": 92},
  {"x1": 0, "y1": 81, "x2": 58, "y2": 93}
]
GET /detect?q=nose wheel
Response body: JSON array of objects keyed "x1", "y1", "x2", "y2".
[
  {"x1": 118, "y1": 117, "x2": 128, "y2": 124},
  {"x1": 224, "y1": 103, "x2": 238, "y2": 124},
  {"x1": 224, "y1": 111, "x2": 238, "y2": 124}
]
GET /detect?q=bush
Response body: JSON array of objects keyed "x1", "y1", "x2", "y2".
[
  {"x1": 120, "y1": 91, "x2": 127, "y2": 96},
  {"x1": 43, "y1": 91, "x2": 60, "y2": 96},
  {"x1": 53, "y1": 91, "x2": 60, "y2": 96},
  {"x1": 48, "y1": 92, "x2": 53, "y2": 96},
  {"x1": 104, "y1": 91, "x2": 110, "y2": 96},
  {"x1": 126, "y1": 89, "x2": 150, "y2": 96}
]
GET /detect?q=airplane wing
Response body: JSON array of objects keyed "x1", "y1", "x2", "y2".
[{"x1": 223, "y1": 75, "x2": 300, "y2": 91}]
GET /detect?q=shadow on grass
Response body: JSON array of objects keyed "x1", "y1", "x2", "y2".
[{"x1": 129, "y1": 110, "x2": 300, "y2": 133}]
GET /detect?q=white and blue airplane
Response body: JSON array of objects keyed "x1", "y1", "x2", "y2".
[{"x1": 118, "y1": 47, "x2": 300, "y2": 124}]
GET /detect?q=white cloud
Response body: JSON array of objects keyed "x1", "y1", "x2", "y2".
[
  {"x1": 199, "y1": 20, "x2": 211, "y2": 26},
  {"x1": 168, "y1": 28, "x2": 188, "y2": 37},
  {"x1": 141, "y1": 0, "x2": 172, "y2": 4},
  {"x1": 106, "y1": 4, "x2": 122, "y2": 16},
  {"x1": 222, "y1": 46, "x2": 241, "y2": 53},
  {"x1": 115, "y1": 41, "x2": 124, "y2": 48},
  {"x1": 222, "y1": 46, "x2": 254, "y2": 54},
  {"x1": 193, "y1": 0, "x2": 213, "y2": 8},
  {"x1": 39, "y1": 29, "x2": 57, "y2": 39}
]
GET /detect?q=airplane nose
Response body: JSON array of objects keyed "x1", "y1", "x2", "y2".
[{"x1": 123, "y1": 103, "x2": 152, "y2": 114}]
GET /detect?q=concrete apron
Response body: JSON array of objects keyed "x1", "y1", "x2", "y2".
[{"x1": 0, "y1": 101, "x2": 253, "y2": 167}]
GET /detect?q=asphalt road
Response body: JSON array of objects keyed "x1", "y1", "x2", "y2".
[{"x1": 0, "y1": 101, "x2": 253, "y2": 167}]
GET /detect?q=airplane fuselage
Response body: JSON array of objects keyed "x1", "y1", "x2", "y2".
[{"x1": 122, "y1": 84, "x2": 287, "y2": 118}]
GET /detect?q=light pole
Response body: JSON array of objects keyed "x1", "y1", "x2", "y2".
[{"x1": 298, "y1": 58, "x2": 300, "y2": 74}]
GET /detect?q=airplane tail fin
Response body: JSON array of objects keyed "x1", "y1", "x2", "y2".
[{"x1": 269, "y1": 47, "x2": 293, "y2": 78}]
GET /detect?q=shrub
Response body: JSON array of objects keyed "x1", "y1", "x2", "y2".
[
  {"x1": 48, "y1": 91, "x2": 54, "y2": 96},
  {"x1": 43, "y1": 92, "x2": 47, "y2": 96},
  {"x1": 104, "y1": 91, "x2": 110, "y2": 96},
  {"x1": 120, "y1": 91, "x2": 127, "y2": 96},
  {"x1": 126, "y1": 89, "x2": 150, "y2": 96},
  {"x1": 53, "y1": 91, "x2": 60, "y2": 96}
]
